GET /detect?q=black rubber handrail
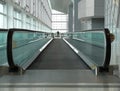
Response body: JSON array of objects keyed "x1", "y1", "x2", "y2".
[
  {"x1": 0, "y1": 29, "x2": 8, "y2": 31},
  {"x1": 7, "y1": 29, "x2": 20, "y2": 72},
  {"x1": 102, "y1": 29, "x2": 111, "y2": 71},
  {"x1": 66, "y1": 28, "x2": 110, "y2": 33},
  {"x1": 0, "y1": 29, "x2": 18, "y2": 71},
  {"x1": 8, "y1": 28, "x2": 50, "y2": 33}
]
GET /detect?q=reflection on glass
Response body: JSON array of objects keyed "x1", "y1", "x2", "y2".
[
  {"x1": 0, "y1": 4, "x2": 4, "y2": 13},
  {"x1": 0, "y1": 31, "x2": 8, "y2": 66},
  {"x1": 65, "y1": 30, "x2": 107, "y2": 67},
  {"x1": 0, "y1": 14, "x2": 4, "y2": 28},
  {"x1": 12, "y1": 31, "x2": 51, "y2": 68}
]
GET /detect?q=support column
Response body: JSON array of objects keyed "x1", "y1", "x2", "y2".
[
  {"x1": 22, "y1": 13, "x2": 26, "y2": 29},
  {"x1": 6, "y1": 0, "x2": 14, "y2": 28},
  {"x1": 68, "y1": 3, "x2": 73, "y2": 32},
  {"x1": 73, "y1": 0, "x2": 81, "y2": 32}
]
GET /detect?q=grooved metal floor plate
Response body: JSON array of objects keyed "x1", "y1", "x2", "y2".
[{"x1": 0, "y1": 70, "x2": 120, "y2": 87}]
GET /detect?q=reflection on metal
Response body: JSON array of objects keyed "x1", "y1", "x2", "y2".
[
  {"x1": 8, "y1": 65, "x2": 25, "y2": 75},
  {"x1": 95, "y1": 65, "x2": 119, "y2": 76},
  {"x1": 73, "y1": 38, "x2": 85, "y2": 42},
  {"x1": 0, "y1": 66, "x2": 24, "y2": 75},
  {"x1": 110, "y1": 33, "x2": 115, "y2": 42},
  {"x1": 112, "y1": 65, "x2": 120, "y2": 78},
  {"x1": 63, "y1": 38, "x2": 79, "y2": 54},
  {"x1": 0, "y1": 66, "x2": 9, "y2": 75},
  {"x1": 63, "y1": 38, "x2": 96, "y2": 70},
  {"x1": 39, "y1": 38, "x2": 53, "y2": 52}
]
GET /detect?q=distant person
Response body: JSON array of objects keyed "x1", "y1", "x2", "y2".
[{"x1": 57, "y1": 31, "x2": 59, "y2": 37}]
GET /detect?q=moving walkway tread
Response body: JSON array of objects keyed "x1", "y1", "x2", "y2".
[{"x1": 28, "y1": 39, "x2": 89, "y2": 69}]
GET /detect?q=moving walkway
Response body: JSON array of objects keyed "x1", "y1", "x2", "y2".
[
  {"x1": 0, "y1": 28, "x2": 112, "y2": 73},
  {"x1": 28, "y1": 39, "x2": 89, "y2": 69},
  {"x1": 0, "y1": 28, "x2": 120, "y2": 90}
]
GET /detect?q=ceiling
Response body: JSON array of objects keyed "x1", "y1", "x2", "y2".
[{"x1": 50, "y1": 0, "x2": 73, "y2": 14}]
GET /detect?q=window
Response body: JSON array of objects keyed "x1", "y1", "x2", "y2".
[
  {"x1": 0, "y1": 0, "x2": 52, "y2": 32},
  {"x1": 52, "y1": 22, "x2": 67, "y2": 29},
  {"x1": 0, "y1": 14, "x2": 4, "y2": 28},
  {"x1": 13, "y1": 9, "x2": 22, "y2": 28},
  {"x1": 0, "y1": 3, "x2": 6, "y2": 28},
  {"x1": 0, "y1": 4, "x2": 4, "y2": 13},
  {"x1": 52, "y1": 15, "x2": 68, "y2": 22},
  {"x1": 26, "y1": 15, "x2": 31, "y2": 29},
  {"x1": 32, "y1": 19, "x2": 36, "y2": 30},
  {"x1": 52, "y1": 9, "x2": 68, "y2": 33}
]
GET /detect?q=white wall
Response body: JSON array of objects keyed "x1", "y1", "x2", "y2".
[
  {"x1": 78, "y1": 0, "x2": 94, "y2": 19},
  {"x1": 86, "y1": 0, "x2": 94, "y2": 17},
  {"x1": 78, "y1": 0, "x2": 104, "y2": 19}
]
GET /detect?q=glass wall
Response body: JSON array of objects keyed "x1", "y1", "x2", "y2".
[
  {"x1": 0, "y1": 30, "x2": 8, "y2": 66},
  {"x1": 105, "y1": 0, "x2": 120, "y2": 73},
  {"x1": 13, "y1": 9, "x2": 22, "y2": 28},
  {"x1": 11, "y1": 30, "x2": 50, "y2": 69},
  {"x1": 64, "y1": 30, "x2": 108, "y2": 68},
  {"x1": 0, "y1": 0, "x2": 52, "y2": 32},
  {"x1": 26, "y1": 15, "x2": 31, "y2": 29},
  {"x1": 0, "y1": 2, "x2": 6, "y2": 28},
  {"x1": 52, "y1": 9, "x2": 68, "y2": 33}
]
